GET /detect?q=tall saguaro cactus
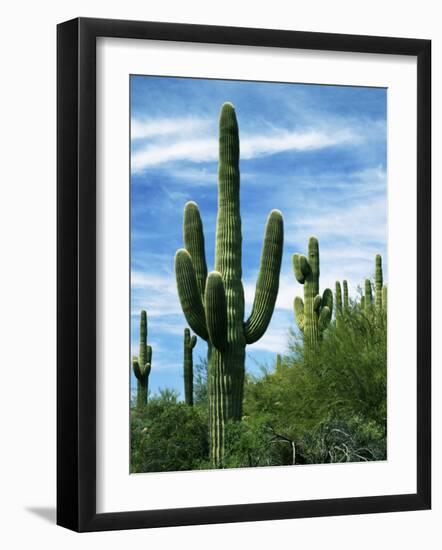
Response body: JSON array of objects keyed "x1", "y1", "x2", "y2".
[
  {"x1": 293, "y1": 237, "x2": 333, "y2": 350},
  {"x1": 175, "y1": 103, "x2": 284, "y2": 466},
  {"x1": 132, "y1": 310, "x2": 152, "y2": 408},
  {"x1": 183, "y1": 328, "x2": 197, "y2": 406}
]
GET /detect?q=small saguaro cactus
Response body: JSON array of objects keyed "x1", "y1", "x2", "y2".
[
  {"x1": 343, "y1": 280, "x2": 349, "y2": 311},
  {"x1": 363, "y1": 279, "x2": 373, "y2": 312},
  {"x1": 335, "y1": 281, "x2": 342, "y2": 315},
  {"x1": 375, "y1": 254, "x2": 383, "y2": 314},
  {"x1": 183, "y1": 328, "x2": 197, "y2": 406},
  {"x1": 175, "y1": 102, "x2": 284, "y2": 466},
  {"x1": 132, "y1": 310, "x2": 152, "y2": 408},
  {"x1": 335, "y1": 281, "x2": 343, "y2": 327},
  {"x1": 293, "y1": 236, "x2": 333, "y2": 351},
  {"x1": 335, "y1": 280, "x2": 349, "y2": 327},
  {"x1": 275, "y1": 353, "x2": 282, "y2": 373}
]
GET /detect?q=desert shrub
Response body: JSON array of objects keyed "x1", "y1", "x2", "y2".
[
  {"x1": 243, "y1": 302, "x2": 387, "y2": 464},
  {"x1": 130, "y1": 390, "x2": 209, "y2": 473}
]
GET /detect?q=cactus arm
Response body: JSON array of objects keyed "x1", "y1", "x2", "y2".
[
  {"x1": 190, "y1": 335, "x2": 197, "y2": 348},
  {"x1": 146, "y1": 344, "x2": 152, "y2": 365},
  {"x1": 175, "y1": 249, "x2": 208, "y2": 340},
  {"x1": 205, "y1": 271, "x2": 228, "y2": 350},
  {"x1": 382, "y1": 284, "x2": 388, "y2": 314},
  {"x1": 132, "y1": 357, "x2": 142, "y2": 381},
  {"x1": 313, "y1": 294, "x2": 322, "y2": 312},
  {"x1": 294, "y1": 296, "x2": 305, "y2": 331},
  {"x1": 293, "y1": 253, "x2": 310, "y2": 284},
  {"x1": 318, "y1": 306, "x2": 331, "y2": 331},
  {"x1": 184, "y1": 201, "x2": 208, "y2": 300},
  {"x1": 322, "y1": 288, "x2": 333, "y2": 312},
  {"x1": 244, "y1": 210, "x2": 284, "y2": 344}
]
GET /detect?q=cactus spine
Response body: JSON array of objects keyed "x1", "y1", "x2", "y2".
[
  {"x1": 175, "y1": 103, "x2": 284, "y2": 466},
  {"x1": 183, "y1": 328, "x2": 197, "y2": 406},
  {"x1": 132, "y1": 310, "x2": 152, "y2": 408},
  {"x1": 293, "y1": 237, "x2": 333, "y2": 350}
]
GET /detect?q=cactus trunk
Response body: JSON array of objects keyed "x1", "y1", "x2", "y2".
[
  {"x1": 175, "y1": 103, "x2": 284, "y2": 466},
  {"x1": 183, "y1": 328, "x2": 197, "y2": 406},
  {"x1": 132, "y1": 310, "x2": 152, "y2": 408}
]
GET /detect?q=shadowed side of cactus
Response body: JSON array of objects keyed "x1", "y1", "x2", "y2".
[
  {"x1": 175, "y1": 103, "x2": 284, "y2": 466},
  {"x1": 183, "y1": 328, "x2": 197, "y2": 406},
  {"x1": 132, "y1": 310, "x2": 152, "y2": 408},
  {"x1": 293, "y1": 237, "x2": 332, "y2": 351},
  {"x1": 382, "y1": 284, "x2": 388, "y2": 316}
]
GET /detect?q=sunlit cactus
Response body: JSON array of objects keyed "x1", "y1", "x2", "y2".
[
  {"x1": 293, "y1": 237, "x2": 333, "y2": 350},
  {"x1": 183, "y1": 328, "x2": 197, "y2": 406},
  {"x1": 132, "y1": 310, "x2": 152, "y2": 408},
  {"x1": 175, "y1": 103, "x2": 284, "y2": 466}
]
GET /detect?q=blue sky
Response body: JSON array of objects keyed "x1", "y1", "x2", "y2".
[{"x1": 130, "y1": 75, "x2": 387, "y2": 399}]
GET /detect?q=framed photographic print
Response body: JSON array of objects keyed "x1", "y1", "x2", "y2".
[{"x1": 57, "y1": 17, "x2": 431, "y2": 532}]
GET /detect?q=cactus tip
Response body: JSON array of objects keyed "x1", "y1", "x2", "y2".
[{"x1": 270, "y1": 208, "x2": 283, "y2": 218}]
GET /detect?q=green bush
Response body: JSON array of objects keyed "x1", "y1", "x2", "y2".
[
  {"x1": 130, "y1": 390, "x2": 209, "y2": 473},
  {"x1": 243, "y1": 301, "x2": 387, "y2": 464}
]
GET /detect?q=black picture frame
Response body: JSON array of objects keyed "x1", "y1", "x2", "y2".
[{"x1": 57, "y1": 17, "x2": 431, "y2": 532}]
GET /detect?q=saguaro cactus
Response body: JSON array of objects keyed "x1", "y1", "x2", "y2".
[
  {"x1": 335, "y1": 281, "x2": 343, "y2": 328},
  {"x1": 335, "y1": 281, "x2": 342, "y2": 315},
  {"x1": 132, "y1": 310, "x2": 152, "y2": 408},
  {"x1": 343, "y1": 280, "x2": 349, "y2": 311},
  {"x1": 363, "y1": 279, "x2": 373, "y2": 312},
  {"x1": 275, "y1": 353, "x2": 282, "y2": 373},
  {"x1": 375, "y1": 254, "x2": 383, "y2": 314},
  {"x1": 175, "y1": 103, "x2": 284, "y2": 466},
  {"x1": 183, "y1": 328, "x2": 197, "y2": 406},
  {"x1": 293, "y1": 237, "x2": 333, "y2": 350}
]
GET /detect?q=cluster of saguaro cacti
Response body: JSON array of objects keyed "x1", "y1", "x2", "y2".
[
  {"x1": 361, "y1": 254, "x2": 387, "y2": 318},
  {"x1": 293, "y1": 237, "x2": 333, "y2": 350},
  {"x1": 183, "y1": 328, "x2": 197, "y2": 406},
  {"x1": 132, "y1": 310, "x2": 152, "y2": 408},
  {"x1": 335, "y1": 280, "x2": 349, "y2": 326},
  {"x1": 175, "y1": 102, "x2": 284, "y2": 466}
]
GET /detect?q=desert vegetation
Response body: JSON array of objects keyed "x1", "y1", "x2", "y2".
[{"x1": 130, "y1": 103, "x2": 387, "y2": 472}]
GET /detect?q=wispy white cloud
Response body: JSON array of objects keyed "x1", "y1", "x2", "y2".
[
  {"x1": 131, "y1": 271, "x2": 182, "y2": 317},
  {"x1": 131, "y1": 117, "x2": 210, "y2": 140},
  {"x1": 131, "y1": 117, "x2": 359, "y2": 173}
]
